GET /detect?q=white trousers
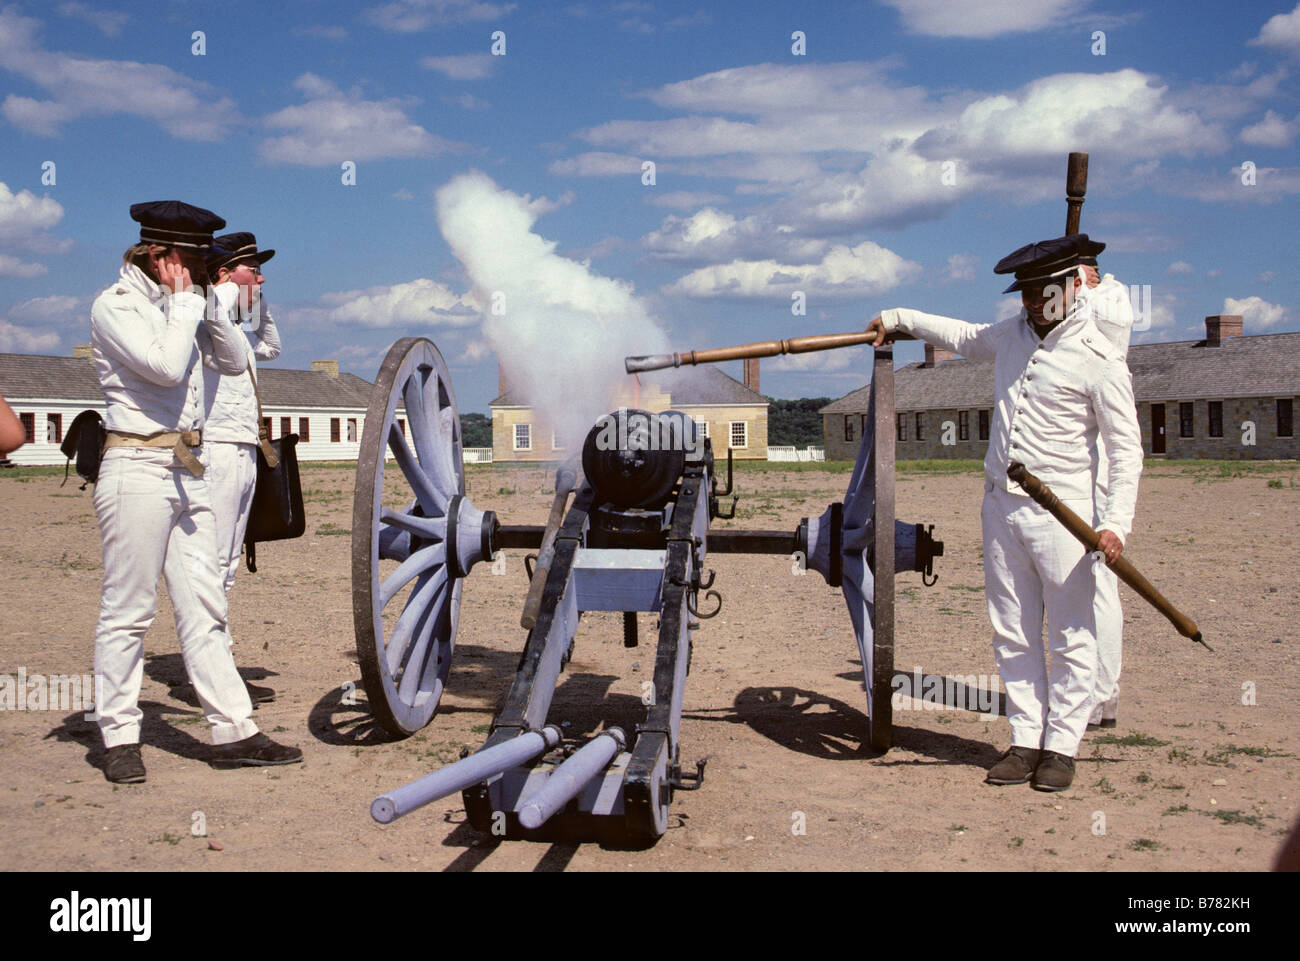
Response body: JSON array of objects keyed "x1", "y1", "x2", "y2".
[
  {"x1": 92, "y1": 447, "x2": 257, "y2": 747},
  {"x1": 204, "y1": 442, "x2": 257, "y2": 599},
  {"x1": 1090, "y1": 554, "x2": 1122, "y2": 723},
  {"x1": 981, "y1": 484, "x2": 1098, "y2": 757}
]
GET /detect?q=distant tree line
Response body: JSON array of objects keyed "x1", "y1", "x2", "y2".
[
  {"x1": 460, "y1": 412, "x2": 492, "y2": 448},
  {"x1": 765, "y1": 397, "x2": 831, "y2": 448}
]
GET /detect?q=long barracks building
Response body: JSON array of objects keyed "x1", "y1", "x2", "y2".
[
  {"x1": 0, "y1": 349, "x2": 374, "y2": 466},
  {"x1": 821, "y1": 315, "x2": 1299, "y2": 462}
]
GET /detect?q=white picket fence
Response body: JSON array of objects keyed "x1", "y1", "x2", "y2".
[
  {"x1": 767, "y1": 446, "x2": 825, "y2": 463},
  {"x1": 462, "y1": 448, "x2": 494, "y2": 464}
]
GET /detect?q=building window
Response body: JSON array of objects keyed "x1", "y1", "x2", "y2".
[
  {"x1": 897, "y1": 412, "x2": 907, "y2": 442},
  {"x1": 860, "y1": 414, "x2": 867, "y2": 438},
  {"x1": 958, "y1": 410, "x2": 969, "y2": 441},
  {"x1": 978, "y1": 409, "x2": 990, "y2": 441},
  {"x1": 1179, "y1": 402, "x2": 1194, "y2": 438},
  {"x1": 514, "y1": 423, "x2": 532, "y2": 451},
  {"x1": 844, "y1": 415, "x2": 854, "y2": 442},
  {"x1": 330, "y1": 418, "x2": 341, "y2": 443},
  {"x1": 280, "y1": 416, "x2": 291, "y2": 438},
  {"x1": 729, "y1": 421, "x2": 748, "y2": 449},
  {"x1": 19, "y1": 412, "x2": 34, "y2": 444},
  {"x1": 1207, "y1": 402, "x2": 1222, "y2": 439},
  {"x1": 914, "y1": 412, "x2": 925, "y2": 441},
  {"x1": 347, "y1": 418, "x2": 358, "y2": 443},
  {"x1": 551, "y1": 431, "x2": 563, "y2": 450},
  {"x1": 299, "y1": 417, "x2": 310, "y2": 442},
  {"x1": 694, "y1": 418, "x2": 708, "y2": 440},
  {"x1": 47, "y1": 413, "x2": 63, "y2": 444},
  {"x1": 1279, "y1": 399, "x2": 1294, "y2": 438},
  {"x1": 263, "y1": 416, "x2": 273, "y2": 440}
]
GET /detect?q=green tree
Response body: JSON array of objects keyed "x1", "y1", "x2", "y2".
[
  {"x1": 460, "y1": 412, "x2": 492, "y2": 448},
  {"x1": 765, "y1": 397, "x2": 832, "y2": 447}
]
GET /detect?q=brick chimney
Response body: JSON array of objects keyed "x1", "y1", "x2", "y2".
[
  {"x1": 1205, "y1": 314, "x2": 1243, "y2": 347},
  {"x1": 743, "y1": 357, "x2": 760, "y2": 394},
  {"x1": 311, "y1": 359, "x2": 339, "y2": 378},
  {"x1": 924, "y1": 344, "x2": 954, "y2": 367},
  {"x1": 72, "y1": 344, "x2": 92, "y2": 358}
]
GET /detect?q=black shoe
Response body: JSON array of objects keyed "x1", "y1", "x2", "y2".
[
  {"x1": 211, "y1": 733, "x2": 303, "y2": 768},
  {"x1": 1086, "y1": 718, "x2": 1118, "y2": 731},
  {"x1": 104, "y1": 744, "x2": 146, "y2": 784},
  {"x1": 1031, "y1": 751, "x2": 1076, "y2": 792},
  {"x1": 985, "y1": 746, "x2": 1041, "y2": 785},
  {"x1": 245, "y1": 681, "x2": 275, "y2": 704}
]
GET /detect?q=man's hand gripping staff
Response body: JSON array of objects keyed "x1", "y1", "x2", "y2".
[{"x1": 1007, "y1": 462, "x2": 1212, "y2": 652}]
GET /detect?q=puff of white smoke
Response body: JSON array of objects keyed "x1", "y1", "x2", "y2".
[{"x1": 435, "y1": 171, "x2": 669, "y2": 448}]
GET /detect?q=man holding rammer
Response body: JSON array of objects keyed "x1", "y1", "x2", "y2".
[{"x1": 867, "y1": 234, "x2": 1143, "y2": 791}]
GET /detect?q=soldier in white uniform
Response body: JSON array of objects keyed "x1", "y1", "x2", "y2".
[
  {"x1": 202, "y1": 233, "x2": 280, "y2": 704},
  {"x1": 90, "y1": 201, "x2": 301, "y2": 783},
  {"x1": 867, "y1": 234, "x2": 1143, "y2": 791}
]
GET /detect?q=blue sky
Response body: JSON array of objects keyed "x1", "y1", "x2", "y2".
[{"x1": 1, "y1": 0, "x2": 1297, "y2": 416}]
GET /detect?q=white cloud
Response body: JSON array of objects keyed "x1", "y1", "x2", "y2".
[
  {"x1": 0, "y1": 317, "x2": 60, "y2": 352},
  {"x1": 1259, "y1": 270, "x2": 1276, "y2": 284},
  {"x1": 1165, "y1": 261, "x2": 1194, "y2": 275},
  {"x1": 1250, "y1": 4, "x2": 1300, "y2": 52},
  {"x1": 259, "y1": 74, "x2": 463, "y2": 165},
  {"x1": 643, "y1": 208, "x2": 828, "y2": 264},
  {"x1": 1240, "y1": 110, "x2": 1299, "y2": 147},
  {"x1": 0, "y1": 254, "x2": 46, "y2": 278},
  {"x1": 941, "y1": 254, "x2": 978, "y2": 283},
  {"x1": 665, "y1": 241, "x2": 921, "y2": 300},
  {"x1": 420, "y1": 54, "x2": 496, "y2": 80},
  {"x1": 768, "y1": 346, "x2": 869, "y2": 373},
  {"x1": 1223, "y1": 295, "x2": 1288, "y2": 329},
  {"x1": 56, "y1": 2, "x2": 127, "y2": 37},
  {"x1": 645, "y1": 190, "x2": 730, "y2": 209},
  {"x1": 0, "y1": 7, "x2": 238, "y2": 141},
  {"x1": 5, "y1": 294, "x2": 82, "y2": 325},
  {"x1": 320, "y1": 279, "x2": 480, "y2": 328},
  {"x1": 881, "y1": 0, "x2": 1079, "y2": 37},
  {"x1": 365, "y1": 0, "x2": 516, "y2": 32},
  {"x1": 916, "y1": 69, "x2": 1228, "y2": 161},
  {"x1": 0, "y1": 183, "x2": 69, "y2": 275},
  {"x1": 547, "y1": 152, "x2": 644, "y2": 176},
  {"x1": 1176, "y1": 164, "x2": 1300, "y2": 203},
  {"x1": 442, "y1": 93, "x2": 490, "y2": 110}
]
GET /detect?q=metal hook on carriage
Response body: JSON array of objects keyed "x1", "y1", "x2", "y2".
[
  {"x1": 687, "y1": 589, "x2": 722, "y2": 620},
  {"x1": 524, "y1": 553, "x2": 537, "y2": 580},
  {"x1": 697, "y1": 568, "x2": 716, "y2": 590}
]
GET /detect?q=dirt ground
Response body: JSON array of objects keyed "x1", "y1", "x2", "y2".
[{"x1": 1, "y1": 458, "x2": 1297, "y2": 872}]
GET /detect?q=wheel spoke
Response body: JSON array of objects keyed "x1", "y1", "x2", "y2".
[
  {"x1": 402, "y1": 371, "x2": 443, "y2": 481},
  {"x1": 388, "y1": 424, "x2": 446, "y2": 514},
  {"x1": 378, "y1": 523, "x2": 412, "y2": 562},
  {"x1": 380, "y1": 507, "x2": 447, "y2": 539},
  {"x1": 384, "y1": 567, "x2": 448, "y2": 675},
  {"x1": 379, "y1": 543, "x2": 446, "y2": 610},
  {"x1": 397, "y1": 575, "x2": 450, "y2": 704}
]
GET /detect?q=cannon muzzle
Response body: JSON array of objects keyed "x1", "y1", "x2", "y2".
[
  {"x1": 371, "y1": 725, "x2": 562, "y2": 824},
  {"x1": 517, "y1": 727, "x2": 626, "y2": 830},
  {"x1": 625, "y1": 353, "x2": 679, "y2": 374}
]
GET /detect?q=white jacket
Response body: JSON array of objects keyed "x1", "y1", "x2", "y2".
[
  {"x1": 880, "y1": 286, "x2": 1143, "y2": 543},
  {"x1": 91, "y1": 265, "x2": 248, "y2": 436},
  {"x1": 202, "y1": 282, "x2": 283, "y2": 445}
]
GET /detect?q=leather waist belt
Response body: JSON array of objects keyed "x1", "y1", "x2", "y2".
[{"x1": 104, "y1": 429, "x2": 205, "y2": 478}]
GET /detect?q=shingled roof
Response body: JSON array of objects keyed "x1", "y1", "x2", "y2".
[
  {"x1": 821, "y1": 331, "x2": 1300, "y2": 414},
  {"x1": 491, "y1": 363, "x2": 767, "y2": 407},
  {"x1": 0, "y1": 353, "x2": 375, "y2": 408}
]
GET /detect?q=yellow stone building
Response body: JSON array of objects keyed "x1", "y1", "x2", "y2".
[{"x1": 490, "y1": 364, "x2": 769, "y2": 463}]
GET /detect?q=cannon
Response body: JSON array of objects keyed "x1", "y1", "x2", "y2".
[{"x1": 352, "y1": 337, "x2": 942, "y2": 843}]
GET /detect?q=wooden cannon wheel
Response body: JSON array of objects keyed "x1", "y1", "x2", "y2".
[{"x1": 352, "y1": 337, "x2": 492, "y2": 737}]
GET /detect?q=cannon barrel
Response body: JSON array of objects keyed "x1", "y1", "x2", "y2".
[
  {"x1": 517, "y1": 727, "x2": 627, "y2": 830},
  {"x1": 370, "y1": 725, "x2": 562, "y2": 824}
]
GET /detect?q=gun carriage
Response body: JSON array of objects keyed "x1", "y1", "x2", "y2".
[{"x1": 352, "y1": 337, "x2": 943, "y2": 844}]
